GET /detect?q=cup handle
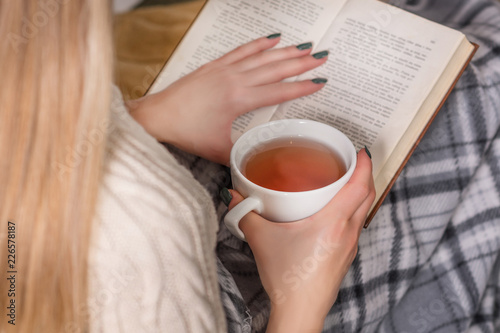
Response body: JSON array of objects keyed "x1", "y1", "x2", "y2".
[{"x1": 224, "y1": 196, "x2": 263, "y2": 241}]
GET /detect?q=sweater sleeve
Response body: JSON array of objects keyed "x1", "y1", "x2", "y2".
[{"x1": 88, "y1": 87, "x2": 227, "y2": 333}]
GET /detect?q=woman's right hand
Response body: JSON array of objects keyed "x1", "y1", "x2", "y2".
[
  {"x1": 127, "y1": 35, "x2": 328, "y2": 165},
  {"x1": 227, "y1": 148, "x2": 375, "y2": 332}
]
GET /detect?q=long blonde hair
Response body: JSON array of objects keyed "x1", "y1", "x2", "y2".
[{"x1": 0, "y1": 0, "x2": 112, "y2": 331}]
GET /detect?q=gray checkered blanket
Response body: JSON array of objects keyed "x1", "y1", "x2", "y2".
[{"x1": 168, "y1": 0, "x2": 500, "y2": 331}]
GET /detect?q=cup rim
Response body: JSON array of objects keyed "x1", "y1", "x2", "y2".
[{"x1": 230, "y1": 119, "x2": 357, "y2": 195}]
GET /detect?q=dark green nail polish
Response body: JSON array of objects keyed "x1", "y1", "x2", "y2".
[
  {"x1": 364, "y1": 146, "x2": 372, "y2": 159},
  {"x1": 296, "y1": 42, "x2": 312, "y2": 50},
  {"x1": 220, "y1": 188, "x2": 232, "y2": 206},
  {"x1": 266, "y1": 33, "x2": 281, "y2": 39},
  {"x1": 312, "y1": 50, "x2": 329, "y2": 59},
  {"x1": 311, "y1": 78, "x2": 328, "y2": 84}
]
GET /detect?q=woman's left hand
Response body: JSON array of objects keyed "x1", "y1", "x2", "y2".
[
  {"x1": 227, "y1": 149, "x2": 375, "y2": 332},
  {"x1": 127, "y1": 35, "x2": 328, "y2": 165}
]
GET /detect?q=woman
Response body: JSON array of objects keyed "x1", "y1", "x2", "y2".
[{"x1": 0, "y1": 1, "x2": 374, "y2": 332}]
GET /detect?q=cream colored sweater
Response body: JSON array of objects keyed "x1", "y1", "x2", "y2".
[{"x1": 88, "y1": 89, "x2": 227, "y2": 332}]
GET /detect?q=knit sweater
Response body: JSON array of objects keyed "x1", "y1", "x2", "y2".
[{"x1": 88, "y1": 88, "x2": 227, "y2": 332}]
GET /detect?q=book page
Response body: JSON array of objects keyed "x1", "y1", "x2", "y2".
[
  {"x1": 368, "y1": 38, "x2": 474, "y2": 220},
  {"x1": 147, "y1": 0, "x2": 348, "y2": 141},
  {"x1": 271, "y1": 0, "x2": 464, "y2": 177}
]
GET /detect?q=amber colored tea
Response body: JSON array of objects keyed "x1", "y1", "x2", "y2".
[{"x1": 242, "y1": 137, "x2": 346, "y2": 192}]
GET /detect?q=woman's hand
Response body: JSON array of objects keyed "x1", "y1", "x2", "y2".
[
  {"x1": 227, "y1": 149, "x2": 375, "y2": 332},
  {"x1": 127, "y1": 35, "x2": 328, "y2": 165}
]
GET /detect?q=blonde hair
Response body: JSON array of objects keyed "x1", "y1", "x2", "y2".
[{"x1": 0, "y1": 0, "x2": 112, "y2": 332}]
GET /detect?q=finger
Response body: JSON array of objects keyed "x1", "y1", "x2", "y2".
[
  {"x1": 349, "y1": 171, "x2": 376, "y2": 233},
  {"x1": 232, "y1": 43, "x2": 313, "y2": 73},
  {"x1": 322, "y1": 149, "x2": 374, "y2": 222},
  {"x1": 227, "y1": 190, "x2": 266, "y2": 242},
  {"x1": 213, "y1": 35, "x2": 281, "y2": 67},
  {"x1": 350, "y1": 185, "x2": 376, "y2": 233},
  {"x1": 227, "y1": 189, "x2": 243, "y2": 210},
  {"x1": 243, "y1": 51, "x2": 328, "y2": 86},
  {"x1": 241, "y1": 79, "x2": 326, "y2": 112}
]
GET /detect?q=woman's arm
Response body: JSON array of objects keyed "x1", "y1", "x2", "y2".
[{"x1": 127, "y1": 35, "x2": 328, "y2": 165}]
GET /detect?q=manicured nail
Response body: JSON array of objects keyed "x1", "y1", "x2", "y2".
[
  {"x1": 312, "y1": 50, "x2": 329, "y2": 59},
  {"x1": 220, "y1": 188, "x2": 232, "y2": 207},
  {"x1": 266, "y1": 33, "x2": 281, "y2": 39},
  {"x1": 364, "y1": 146, "x2": 372, "y2": 159},
  {"x1": 296, "y1": 42, "x2": 312, "y2": 50},
  {"x1": 311, "y1": 78, "x2": 328, "y2": 84}
]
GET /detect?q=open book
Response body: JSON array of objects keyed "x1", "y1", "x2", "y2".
[{"x1": 147, "y1": 0, "x2": 477, "y2": 225}]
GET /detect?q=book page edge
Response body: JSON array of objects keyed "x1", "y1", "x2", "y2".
[
  {"x1": 145, "y1": 0, "x2": 208, "y2": 96},
  {"x1": 364, "y1": 40, "x2": 478, "y2": 227}
]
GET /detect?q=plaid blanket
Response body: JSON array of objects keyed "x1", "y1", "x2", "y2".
[{"x1": 168, "y1": 0, "x2": 500, "y2": 331}]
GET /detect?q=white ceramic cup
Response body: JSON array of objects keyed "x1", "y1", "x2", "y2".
[{"x1": 224, "y1": 119, "x2": 357, "y2": 241}]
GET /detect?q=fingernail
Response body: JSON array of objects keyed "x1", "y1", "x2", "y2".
[
  {"x1": 311, "y1": 78, "x2": 328, "y2": 84},
  {"x1": 220, "y1": 188, "x2": 232, "y2": 207},
  {"x1": 364, "y1": 146, "x2": 372, "y2": 159},
  {"x1": 266, "y1": 33, "x2": 281, "y2": 39},
  {"x1": 296, "y1": 42, "x2": 312, "y2": 50},
  {"x1": 312, "y1": 50, "x2": 329, "y2": 59}
]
